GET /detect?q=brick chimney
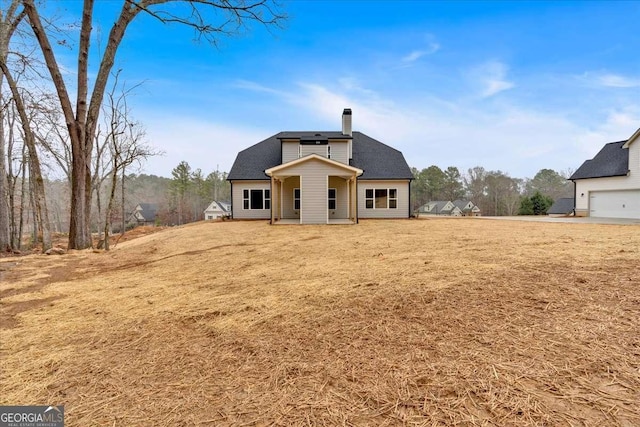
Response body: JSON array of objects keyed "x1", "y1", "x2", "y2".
[{"x1": 342, "y1": 108, "x2": 352, "y2": 136}]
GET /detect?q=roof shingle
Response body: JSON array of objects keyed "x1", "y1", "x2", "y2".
[
  {"x1": 228, "y1": 131, "x2": 413, "y2": 181},
  {"x1": 570, "y1": 141, "x2": 629, "y2": 180}
]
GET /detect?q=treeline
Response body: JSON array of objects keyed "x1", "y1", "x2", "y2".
[
  {"x1": 411, "y1": 165, "x2": 573, "y2": 216},
  {"x1": 3, "y1": 162, "x2": 230, "y2": 251}
]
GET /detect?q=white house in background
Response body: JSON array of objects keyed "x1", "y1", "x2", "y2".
[
  {"x1": 204, "y1": 201, "x2": 231, "y2": 220},
  {"x1": 226, "y1": 109, "x2": 413, "y2": 224},
  {"x1": 570, "y1": 128, "x2": 640, "y2": 219}
]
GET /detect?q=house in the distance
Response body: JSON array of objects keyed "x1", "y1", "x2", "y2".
[
  {"x1": 417, "y1": 201, "x2": 459, "y2": 216},
  {"x1": 129, "y1": 203, "x2": 158, "y2": 226},
  {"x1": 204, "y1": 201, "x2": 231, "y2": 220},
  {"x1": 417, "y1": 200, "x2": 481, "y2": 217},
  {"x1": 570, "y1": 128, "x2": 639, "y2": 219},
  {"x1": 453, "y1": 199, "x2": 482, "y2": 216},
  {"x1": 227, "y1": 109, "x2": 413, "y2": 224}
]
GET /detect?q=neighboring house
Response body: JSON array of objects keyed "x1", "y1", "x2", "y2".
[
  {"x1": 129, "y1": 203, "x2": 158, "y2": 226},
  {"x1": 417, "y1": 201, "x2": 458, "y2": 216},
  {"x1": 204, "y1": 201, "x2": 231, "y2": 220},
  {"x1": 570, "y1": 128, "x2": 640, "y2": 219},
  {"x1": 417, "y1": 200, "x2": 481, "y2": 217},
  {"x1": 547, "y1": 197, "x2": 575, "y2": 217},
  {"x1": 453, "y1": 199, "x2": 482, "y2": 216},
  {"x1": 227, "y1": 109, "x2": 413, "y2": 224}
]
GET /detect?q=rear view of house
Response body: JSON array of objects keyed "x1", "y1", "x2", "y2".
[{"x1": 227, "y1": 109, "x2": 413, "y2": 224}]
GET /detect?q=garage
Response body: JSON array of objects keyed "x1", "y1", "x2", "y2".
[{"x1": 590, "y1": 190, "x2": 640, "y2": 219}]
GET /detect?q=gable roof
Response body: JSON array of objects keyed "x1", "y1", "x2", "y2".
[
  {"x1": 421, "y1": 201, "x2": 454, "y2": 213},
  {"x1": 136, "y1": 203, "x2": 157, "y2": 221},
  {"x1": 453, "y1": 199, "x2": 474, "y2": 211},
  {"x1": 265, "y1": 153, "x2": 363, "y2": 176},
  {"x1": 570, "y1": 140, "x2": 629, "y2": 180},
  {"x1": 204, "y1": 201, "x2": 230, "y2": 213},
  {"x1": 622, "y1": 128, "x2": 640, "y2": 149},
  {"x1": 547, "y1": 197, "x2": 575, "y2": 215},
  {"x1": 228, "y1": 131, "x2": 413, "y2": 181}
]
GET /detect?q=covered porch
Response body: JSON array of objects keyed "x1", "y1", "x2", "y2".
[{"x1": 265, "y1": 154, "x2": 363, "y2": 225}]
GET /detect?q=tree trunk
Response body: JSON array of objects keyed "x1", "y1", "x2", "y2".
[
  {"x1": 0, "y1": 61, "x2": 52, "y2": 250},
  {"x1": 103, "y1": 162, "x2": 120, "y2": 251},
  {"x1": 0, "y1": 94, "x2": 10, "y2": 252},
  {"x1": 22, "y1": 0, "x2": 136, "y2": 249},
  {"x1": 18, "y1": 146, "x2": 27, "y2": 250}
]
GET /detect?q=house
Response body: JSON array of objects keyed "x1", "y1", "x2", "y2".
[
  {"x1": 547, "y1": 197, "x2": 575, "y2": 217},
  {"x1": 227, "y1": 109, "x2": 413, "y2": 224},
  {"x1": 453, "y1": 199, "x2": 482, "y2": 216},
  {"x1": 569, "y1": 128, "x2": 640, "y2": 219},
  {"x1": 129, "y1": 203, "x2": 158, "y2": 226},
  {"x1": 417, "y1": 201, "x2": 459, "y2": 216},
  {"x1": 204, "y1": 201, "x2": 231, "y2": 220},
  {"x1": 417, "y1": 200, "x2": 481, "y2": 217}
]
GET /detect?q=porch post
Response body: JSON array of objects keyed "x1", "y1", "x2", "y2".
[
  {"x1": 271, "y1": 177, "x2": 277, "y2": 223},
  {"x1": 350, "y1": 177, "x2": 357, "y2": 222}
]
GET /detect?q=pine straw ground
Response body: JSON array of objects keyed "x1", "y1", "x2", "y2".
[{"x1": 1, "y1": 218, "x2": 639, "y2": 426}]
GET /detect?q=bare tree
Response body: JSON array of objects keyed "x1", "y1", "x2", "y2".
[
  {"x1": 0, "y1": 0, "x2": 25, "y2": 251},
  {"x1": 100, "y1": 73, "x2": 160, "y2": 250},
  {"x1": 0, "y1": 2, "x2": 52, "y2": 250},
  {"x1": 19, "y1": 0, "x2": 285, "y2": 249}
]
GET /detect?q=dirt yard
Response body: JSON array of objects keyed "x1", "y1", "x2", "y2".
[{"x1": 1, "y1": 219, "x2": 639, "y2": 426}]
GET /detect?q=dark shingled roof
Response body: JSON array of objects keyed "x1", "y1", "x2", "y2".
[
  {"x1": 138, "y1": 203, "x2": 157, "y2": 221},
  {"x1": 227, "y1": 131, "x2": 413, "y2": 181},
  {"x1": 547, "y1": 197, "x2": 575, "y2": 215},
  {"x1": 570, "y1": 140, "x2": 629, "y2": 180}
]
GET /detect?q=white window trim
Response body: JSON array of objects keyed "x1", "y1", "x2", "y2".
[
  {"x1": 365, "y1": 188, "x2": 398, "y2": 209},
  {"x1": 243, "y1": 188, "x2": 271, "y2": 210}
]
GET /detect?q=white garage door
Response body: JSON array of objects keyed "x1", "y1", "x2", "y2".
[{"x1": 590, "y1": 190, "x2": 640, "y2": 219}]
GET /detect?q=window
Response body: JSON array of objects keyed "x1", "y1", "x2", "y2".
[
  {"x1": 389, "y1": 189, "x2": 397, "y2": 209},
  {"x1": 328, "y1": 188, "x2": 336, "y2": 210},
  {"x1": 375, "y1": 189, "x2": 387, "y2": 208},
  {"x1": 365, "y1": 188, "x2": 398, "y2": 209},
  {"x1": 243, "y1": 189, "x2": 270, "y2": 210},
  {"x1": 294, "y1": 188, "x2": 300, "y2": 210},
  {"x1": 365, "y1": 189, "x2": 374, "y2": 209},
  {"x1": 243, "y1": 189, "x2": 249, "y2": 209}
]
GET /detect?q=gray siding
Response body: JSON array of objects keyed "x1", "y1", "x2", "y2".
[
  {"x1": 300, "y1": 145, "x2": 328, "y2": 158},
  {"x1": 282, "y1": 176, "x2": 301, "y2": 219},
  {"x1": 358, "y1": 180, "x2": 411, "y2": 219},
  {"x1": 328, "y1": 176, "x2": 349, "y2": 219},
  {"x1": 282, "y1": 141, "x2": 298, "y2": 164},
  {"x1": 328, "y1": 141, "x2": 349, "y2": 164},
  {"x1": 278, "y1": 158, "x2": 353, "y2": 224},
  {"x1": 231, "y1": 180, "x2": 270, "y2": 219}
]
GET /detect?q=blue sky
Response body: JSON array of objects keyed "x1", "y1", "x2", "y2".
[{"x1": 56, "y1": 1, "x2": 640, "y2": 179}]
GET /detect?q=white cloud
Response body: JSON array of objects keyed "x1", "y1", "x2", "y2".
[
  {"x1": 577, "y1": 72, "x2": 640, "y2": 88},
  {"x1": 597, "y1": 73, "x2": 640, "y2": 88},
  {"x1": 251, "y1": 79, "x2": 639, "y2": 179},
  {"x1": 402, "y1": 50, "x2": 427, "y2": 63},
  {"x1": 468, "y1": 61, "x2": 515, "y2": 98},
  {"x1": 401, "y1": 40, "x2": 440, "y2": 64},
  {"x1": 141, "y1": 116, "x2": 269, "y2": 176}
]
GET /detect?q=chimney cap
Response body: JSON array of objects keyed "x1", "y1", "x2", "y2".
[{"x1": 343, "y1": 108, "x2": 352, "y2": 115}]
